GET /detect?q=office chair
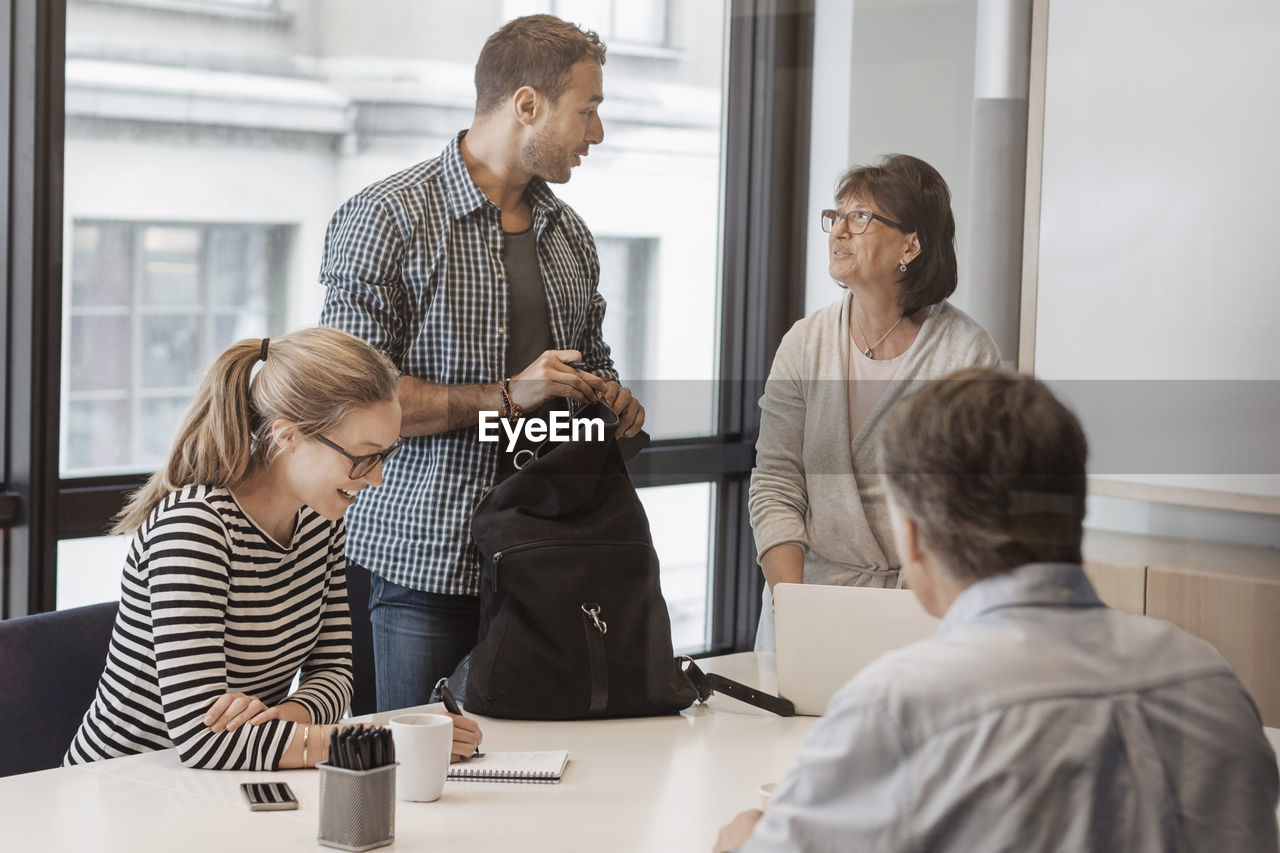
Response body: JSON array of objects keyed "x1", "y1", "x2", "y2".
[
  {"x1": 344, "y1": 563, "x2": 377, "y2": 717},
  {"x1": 0, "y1": 601, "x2": 117, "y2": 777}
]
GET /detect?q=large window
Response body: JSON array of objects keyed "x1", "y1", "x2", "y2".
[
  {"x1": 49, "y1": 0, "x2": 732, "y2": 648},
  {"x1": 7, "y1": 1, "x2": 813, "y2": 655}
]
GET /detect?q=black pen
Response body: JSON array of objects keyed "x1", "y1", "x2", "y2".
[
  {"x1": 435, "y1": 677, "x2": 484, "y2": 759},
  {"x1": 360, "y1": 729, "x2": 372, "y2": 770},
  {"x1": 436, "y1": 681, "x2": 461, "y2": 715}
]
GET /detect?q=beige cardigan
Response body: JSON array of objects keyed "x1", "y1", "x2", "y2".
[{"x1": 749, "y1": 294, "x2": 1000, "y2": 649}]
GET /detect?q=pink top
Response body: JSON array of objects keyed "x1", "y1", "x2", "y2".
[{"x1": 848, "y1": 331, "x2": 905, "y2": 441}]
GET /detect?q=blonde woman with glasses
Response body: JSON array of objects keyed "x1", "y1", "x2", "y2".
[{"x1": 65, "y1": 327, "x2": 481, "y2": 770}]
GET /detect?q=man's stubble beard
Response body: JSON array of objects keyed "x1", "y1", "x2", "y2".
[{"x1": 521, "y1": 127, "x2": 573, "y2": 185}]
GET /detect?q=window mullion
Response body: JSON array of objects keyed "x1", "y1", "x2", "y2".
[
  {"x1": 4, "y1": 0, "x2": 66, "y2": 617},
  {"x1": 129, "y1": 225, "x2": 144, "y2": 470}
]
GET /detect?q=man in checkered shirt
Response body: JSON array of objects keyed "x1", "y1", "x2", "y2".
[{"x1": 319, "y1": 14, "x2": 645, "y2": 712}]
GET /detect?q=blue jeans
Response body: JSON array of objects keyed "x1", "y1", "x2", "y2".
[{"x1": 368, "y1": 573, "x2": 480, "y2": 712}]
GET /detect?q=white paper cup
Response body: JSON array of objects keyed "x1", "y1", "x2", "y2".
[
  {"x1": 389, "y1": 713, "x2": 452, "y2": 803},
  {"x1": 759, "y1": 782, "x2": 777, "y2": 811}
]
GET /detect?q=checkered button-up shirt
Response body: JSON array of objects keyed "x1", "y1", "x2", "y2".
[{"x1": 319, "y1": 132, "x2": 617, "y2": 595}]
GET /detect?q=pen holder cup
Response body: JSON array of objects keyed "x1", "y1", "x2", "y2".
[{"x1": 317, "y1": 762, "x2": 398, "y2": 852}]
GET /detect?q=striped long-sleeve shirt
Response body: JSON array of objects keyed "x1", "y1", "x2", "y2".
[{"x1": 65, "y1": 485, "x2": 353, "y2": 770}]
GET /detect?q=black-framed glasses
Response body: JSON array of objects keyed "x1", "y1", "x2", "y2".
[
  {"x1": 313, "y1": 434, "x2": 405, "y2": 479},
  {"x1": 821, "y1": 208, "x2": 907, "y2": 234}
]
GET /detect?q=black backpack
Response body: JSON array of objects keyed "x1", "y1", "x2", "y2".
[
  {"x1": 463, "y1": 401, "x2": 795, "y2": 720},
  {"x1": 464, "y1": 401, "x2": 699, "y2": 718}
]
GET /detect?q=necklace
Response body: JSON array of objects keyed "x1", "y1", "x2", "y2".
[{"x1": 853, "y1": 300, "x2": 905, "y2": 359}]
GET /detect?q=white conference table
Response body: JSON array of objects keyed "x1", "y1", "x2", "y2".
[
  {"x1": 4, "y1": 655, "x2": 1279, "y2": 852},
  {"x1": 0, "y1": 653, "x2": 812, "y2": 853}
]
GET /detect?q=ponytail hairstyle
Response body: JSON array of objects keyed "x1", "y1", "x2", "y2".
[{"x1": 113, "y1": 326, "x2": 400, "y2": 533}]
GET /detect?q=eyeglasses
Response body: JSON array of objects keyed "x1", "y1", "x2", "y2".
[
  {"x1": 313, "y1": 434, "x2": 405, "y2": 479},
  {"x1": 821, "y1": 208, "x2": 907, "y2": 234}
]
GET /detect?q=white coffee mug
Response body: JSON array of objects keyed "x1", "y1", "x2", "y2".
[
  {"x1": 759, "y1": 782, "x2": 777, "y2": 811},
  {"x1": 389, "y1": 713, "x2": 452, "y2": 802}
]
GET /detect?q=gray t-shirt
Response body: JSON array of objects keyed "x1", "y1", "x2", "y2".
[
  {"x1": 498, "y1": 225, "x2": 557, "y2": 479},
  {"x1": 503, "y1": 225, "x2": 552, "y2": 375}
]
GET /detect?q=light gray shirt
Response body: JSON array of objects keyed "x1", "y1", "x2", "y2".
[{"x1": 744, "y1": 563, "x2": 1280, "y2": 853}]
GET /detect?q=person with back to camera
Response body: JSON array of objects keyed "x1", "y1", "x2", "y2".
[
  {"x1": 65, "y1": 327, "x2": 481, "y2": 770},
  {"x1": 717, "y1": 368, "x2": 1279, "y2": 851},
  {"x1": 749, "y1": 154, "x2": 1001, "y2": 649}
]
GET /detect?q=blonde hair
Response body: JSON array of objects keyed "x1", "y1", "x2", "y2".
[{"x1": 114, "y1": 326, "x2": 400, "y2": 533}]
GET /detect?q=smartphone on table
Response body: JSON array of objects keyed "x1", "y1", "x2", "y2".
[{"x1": 240, "y1": 781, "x2": 299, "y2": 811}]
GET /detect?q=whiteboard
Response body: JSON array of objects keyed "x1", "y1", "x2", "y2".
[{"x1": 1033, "y1": 0, "x2": 1280, "y2": 508}]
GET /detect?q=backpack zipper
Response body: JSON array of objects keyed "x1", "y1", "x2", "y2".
[
  {"x1": 581, "y1": 602, "x2": 609, "y2": 714},
  {"x1": 489, "y1": 538, "x2": 651, "y2": 589}
]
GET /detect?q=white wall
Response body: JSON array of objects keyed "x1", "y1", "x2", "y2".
[
  {"x1": 804, "y1": 0, "x2": 1280, "y2": 548},
  {"x1": 1034, "y1": 0, "x2": 1280, "y2": 545}
]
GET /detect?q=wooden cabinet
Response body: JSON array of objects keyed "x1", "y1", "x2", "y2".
[
  {"x1": 1145, "y1": 567, "x2": 1280, "y2": 729},
  {"x1": 1081, "y1": 559, "x2": 1146, "y2": 615},
  {"x1": 1083, "y1": 530, "x2": 1280, "y2": 727}
]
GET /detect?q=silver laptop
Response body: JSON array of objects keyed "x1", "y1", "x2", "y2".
[{"x1": 774, "y1": 583, "x2": 941, "y2": 716}]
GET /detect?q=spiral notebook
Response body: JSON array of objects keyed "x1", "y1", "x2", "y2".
[{"x1": 447, "y1": 750, "x2": 570, "y2": 783}]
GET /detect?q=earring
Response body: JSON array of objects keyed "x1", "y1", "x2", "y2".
[{"x1": 898, "y1": 260, "x2": 908, "y2": 272}]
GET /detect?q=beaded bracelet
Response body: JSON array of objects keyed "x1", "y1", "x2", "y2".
[{"x1": 501, "y1": 378, "x2": 523, "y2": 421}]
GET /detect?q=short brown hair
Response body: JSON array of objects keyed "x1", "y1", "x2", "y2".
[
  {"x1": 877, "y1": 368, "x2": 1088, "y2": 583},
  {"x1": 836, "y1": 154, "x2": 957, "y2": 315},
  {"x1": 474, "y1": 14, "x2": 607, "y2": 115}
]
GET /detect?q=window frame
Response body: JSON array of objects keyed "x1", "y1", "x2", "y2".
[
  {"x1": 63, "y1": 219, "x2": 290, "y2": 477},
  {"x1": 3, "y1": 0, "x2": 67, "y2": 618},
  {"x1": 4, "y1": 0, "x2": 815, "y2": 659}
]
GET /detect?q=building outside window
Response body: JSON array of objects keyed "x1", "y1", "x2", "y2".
[
  {"x1": 552, "y1": 0, "x2": 670, "y2": 48},
  {"x1": 64, "y1": 221, "x2": 289, "y2": 475},
  {"x1": 58, "y1": 0, "x2": 728, "y2": 651},
  {"x1": 85, "y1": 0, "x2": 285, "y2": 14},
  {"x1": 595, "y1": 235, "x2": 656, "y2": 381}
]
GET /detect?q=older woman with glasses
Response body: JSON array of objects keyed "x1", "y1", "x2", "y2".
[{"x1": 749, "y1": 154, "x2": 1000, "y2": 649}]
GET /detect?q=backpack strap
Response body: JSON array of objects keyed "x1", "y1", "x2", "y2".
[{"x1": 679, "y1": 656, "x2": 795, "y2": 717}]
